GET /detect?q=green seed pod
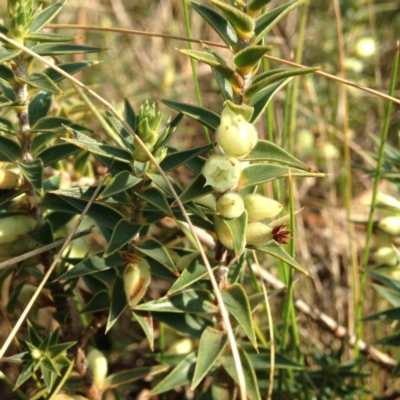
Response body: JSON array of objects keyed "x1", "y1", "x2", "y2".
[
  {"x1": 374, "y1": 247, "x2": 398, "y2": 266},
  {"x1": 87, "y1": 348, "x2": 108, "y2": 390},
  {"x1": 378, "y1": 216, "x2": 400, "y2": 236},
  {"x1": 214, "y1": 215, "x2": 235, "y2": 250},
  {"x1": 202, "y1": 155, "x2": 241, "y2": 193},
  {"x1": 376, "y1": 193, "x2": 400, "y2": 216},
  {"x1": 0, "y1": 235, "x2": 38, "y2": 257},
  {"x1": 217, "y1": 192, "x2": 244, "y2": 219},
  {"x1": 0, "y1": 169, "x2": 23, "y2": 189},
  {"x1": 246, "y1": 221, "x2": 273, "y2": 246},
  {"x1": 123, "y1": 258, "x2": 151, "y2": 308},
  {"x1": 243, "y1": 194, "x2": 283, "y2": 220},
  {"x1": 0, "y1": 215, "x2": 37, "y2": 244}
]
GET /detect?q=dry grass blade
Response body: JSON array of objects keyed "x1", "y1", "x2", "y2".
[{"x1": 0, "y1": 34, "x2": 247, "y2": 397}]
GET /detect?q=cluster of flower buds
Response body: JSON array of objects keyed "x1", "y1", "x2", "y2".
[
  {"x1": 202, "y1": 101, "x2": 285, "y2": 251},
  {"x1": 6, "y1": 0, "x2": 35, "y2": 45},
  {"x1": 133, "y1": 101, "x2": 170, "y2": 177},
  {"x1": 123, "y1": 256, "x2": 151, "y2": 308},
  {"x1": 371, "y1": 193, "x2": 400, "y2": 278}
]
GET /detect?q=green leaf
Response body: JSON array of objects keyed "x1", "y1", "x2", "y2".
[
  {"x1": 0, "y1": 80, "x2": 15, "y2": 101},
  {"x1": 17, "y1": 72, "x2": 61, "y2": 94},
  {"x1": 0, "y1": 116, "x2": 15, "y2": 135},
  {"x1": 367, "y1": 269, "x2": 400, "y2": 292},
  {"x1": 25, "y1": 32, "x2": 75, "y2": 42},
  {"x1": 28, "y1": 92, "x2": 53, "y2": 127},
  {"x1": 29, "y1": 0, "x2": 67, "y2": 32},
  {"x1": 244, "y1": 66, "x2": 320, "y2": 103},
  {"x1": 0, "y1": 64, "x2": 15, "y2": 83},
  {"x1": 31, "y1": 43, "x2": 103, "y2": 56},
  {"x1": 31, "y1": 116, "x2": 92, "y2": 133},
  {"x1": 0, "y1": 47, "x2": 21, "y2": 64},
  {"x1": 212, "y1": 0, "x2": 255, "y2": 40},
  {"x1": 222, "y1": 283, "x2": 257, "y2": 348},
  {"x1": 161, "y1": 144, "x2": 213, "y2": 173},
  {"x1": 253, "y1": 0, "x2": 306, "y2": 44},
  {"x1": 64, "y1": 129, "x2": 133, "y2": 163},
  {"x1": 217, "y1": 212, "x2": 247, "y2": 257},
  {"x1": 180, "y1": 49, "x2": 237, "y2": 87},
  {"x1": 107, "y1": 110, "x2": 135, "y2": 152},
  {"x1": 104, "y1": 219, "x2": 142, "y2": 257},
  {"x1": 372, "y1": 284, "x2": 400, "y2": 308},
  {"x1": 243, "y1": 139, "x2": 311, "y2": 171},
  {"x1": 373, "y1": 331, "x2": 400, "y2": 347},
  {"x1": 0, "y1": 136, "x2": 21, "y2": 161},
  {"x1": 168, "y1": 255, "x2": 212, "y2": 294},
  {"x1": 247, "y1": 0, "x2": 272, "y2": 13},
  {"x1": 132, "y1": 310, "x2": 154, "y2": 351},
  {"x1": 98, "y1": 171, "x2": 142, "y2": 199},
  {"x1": 190, "y1": 1, "x2": 238, "y2": 50},
  {"x1": 179, "y1": 173, "x2": 213, "y2": 203},
  {"x1": 363, "y1": 306, "x2": 400, "y2": 321},
  {"x1": 150, "y1": 352, "x2": 196, "y2": 395},
  {"x1": 212, "y1": 66, "x2": 233, "y2": 101},
  {"x1": 238, "y1": 164, "x2": 324, "y2": 189},
  {"x1": 106, "y1": 277, "x2": 127, "y2": 332},
  {"x1": 18, "y1": 159, "x2": 43, "y2": 193},
  {"x1": 59, "y1": 195, "x2": 124, "y2": 229},
  {"x1": 124, "y1": 98, "x2": 137, "y2": 131},
  {"x1": 191, "y1": 327, "x2": 228, "y2": 390},
  {"x1": 37, "y1": 143, "x2": 81, "y2": 166},
  {"x1": 221, "y1": 347, "x2": 261, "y2": 400},
  {"x1": 136, "y1": 187, "x2": 171, "y2": 215},
  {"x1": 60, "y1": 251, "x2": 125, "y2": 280},
  {"x1": 81, "y1": 290, "x2": 109, "y2": 313},
  {"x1": 43, "y1": 60, "x2": 99, "y2": 83},
  {"x1": 147, "y1": 173, "x2": 183, "y2": 197},
  {"x1": 254, "y1": 240, "x2": 310, "y2": 276},
  {"x1": 104, "y1": 365, "x2": 168, "y2": 391},
  {"x1": 233, "y1": 45, "x2": 273, "y2": 75},
  {"x1": 161, "y1": 99, "x2": 220, "y2": 131},
  {"x1": 135, "y1": 238, "x2": 179, "y2": 276},
  {"x1": 134, "y1": 289, "x2": 218, "y2": 314},
  {"x1": 250, "y1": 79, "x2": 293, "y2": 123}
]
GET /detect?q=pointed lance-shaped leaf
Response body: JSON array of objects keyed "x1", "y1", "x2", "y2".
[
  {"x1": 244, "y1": 66, "x2": 321, "y2": 103},
  {"x1": 191, "y1": 327, "x2": 228, "y2": 390},
  {"x1": 179, "y1": 49, "x2": 242, "y2": 92},
  {"x1": 247, "y1": 0, "x2": 272, "y2": 17},
  {"x1": 253, "y1": 0, "x2": 306, "y2": 45},
  {"x1": 233, "y1": 45, "x2": 273, "y2": 76},
  {"x1": 29, "y1": 0, "x2": 67, "y2": 32},
  {"x1": 212, "y1": 0, "x2": 255, "y2": 41},
  {"x1": 25, "y1": 32, "x2": 75, "y2": 42},
  {"x1": 190, "y1": 1, "x2": 238, "y2": 51}
]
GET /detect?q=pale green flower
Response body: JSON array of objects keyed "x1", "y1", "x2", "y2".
[{"x1": 202, "y1": 155, "x2": 241, "y2": 193}]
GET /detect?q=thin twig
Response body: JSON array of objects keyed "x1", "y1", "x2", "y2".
[
  {"x1": 46, "y1": 24, "x2": 400, "y2": 106},
  {"x1": 0, "y1": 228, "x2": 93, "y2": 271},
  {"x1": 252, "y1": 265, "x2": 397, "y2": 373}
]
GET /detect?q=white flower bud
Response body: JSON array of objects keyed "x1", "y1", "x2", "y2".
[
  {"x1": 374, "y1": 247, "x2": 398, "y2": 266},
  {"x1": 217, "y1": 193, "x2": 244, "y2": 219},
  {"x1": 0, "y1": 215, "x2": 37, "y2": 244},
  {"x1": 243, "y1": 194, "x2": 283, "y2": 220},
  {"x1": 123, "y1": 258, "x2": 151, "y2": 308},
  {"x1": 202, "y1": 155, "x2": 241, "y2": 193},
  {"x1": 246, "y1": 222, "x2": 273, "y2": 246},
  {"x1": 217, "y1": 113, "x2": 258, "y2": 159},
  {"x1": 87, "y1": 348, "x2": 108, "y2": 390},
  {"x1": 378, "y1": 216, "x2": 400, "y2": 236}
]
